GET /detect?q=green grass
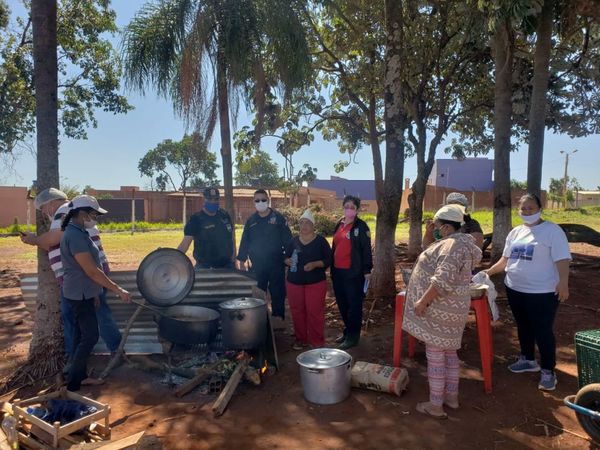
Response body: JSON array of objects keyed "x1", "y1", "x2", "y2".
[{"x1": 3, "y1": 208, "x2": 599, "y2": 269}]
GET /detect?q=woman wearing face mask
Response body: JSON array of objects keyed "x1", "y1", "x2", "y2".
[
  {"x1": 331, "y1": 195, "x2": 373, "y2": 350},
  {"x1": 60, "y1": 195, "x2": 131, "y2": 391},
  {"x1": 178, "y1": 187, "x2": 235, "y2": 269},
  {"x1": 485, "y1": 194, "x2": 570, "y2": 391},
  {"x1": 403, "y1": 204, "x2": 482, "y2": 419}
]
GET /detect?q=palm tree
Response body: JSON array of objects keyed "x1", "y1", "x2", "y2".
[{"x1": 122, "y1": 0, "x2": 311, "y2": 219}]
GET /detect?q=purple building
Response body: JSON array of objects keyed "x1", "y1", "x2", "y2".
[
  {"x1": 309, "y1": 176, "x2": 376, "y2": 200},
  {"x1": 428, "y1": 158, "x2": 494, "y2": 192}
]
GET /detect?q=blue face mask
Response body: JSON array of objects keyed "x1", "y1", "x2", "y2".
[
  {"x1": 204, "y1": 202, "x2": 219, "y2": 213},
  {"x1": 433, "y1": 228, "x2": 442, "y2": 241}
]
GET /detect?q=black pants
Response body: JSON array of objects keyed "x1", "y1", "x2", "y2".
[
  {"x1": 66, "y1": 298, "x2": 99, "y2": 391},
  {"x1": 253, "y1": 262, "x2": 286, "y2": 318},
  {"x1": 506, "y1": 286, "x2": 560, "y2": 371},
  {"x1": 331, "y1": 268, "x2": 365, "y2": 338}
]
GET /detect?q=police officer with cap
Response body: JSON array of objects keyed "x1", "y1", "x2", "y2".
[
  {"x1": 178, "y1": 187, "x2": 235, "y2": 269},
  {"x1": 236, "y1": 189, "x2": 293, "y2": 327}
]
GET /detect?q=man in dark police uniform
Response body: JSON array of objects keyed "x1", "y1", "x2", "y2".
[{"x1": 178, "y1": 187, "x2": 235, "y2": 269}]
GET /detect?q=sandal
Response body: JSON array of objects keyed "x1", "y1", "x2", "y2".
[
  {"x1": 444, "y1": 397, "x2": 460, "y2": 410},
  {"x1": 416, "y1": 402, "x2": 448, "y2": 419}
]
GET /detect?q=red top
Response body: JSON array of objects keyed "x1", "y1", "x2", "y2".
[{"x1": 333, "y1": 222, "x2": 353, "y2": 269}]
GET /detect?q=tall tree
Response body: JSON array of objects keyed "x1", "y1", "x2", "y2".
[
  {"x1": 490, "y1": 17, "x2": 515, "y2": 262},
  {"x1": 376, "y1": 0, "x2": 407, "y2": 296},
  {"x1": 122, "y1": 0, "x2": 311, "y2": 220},
  {"x1": 21, "y1": 0, "x2": 63, "y2": 383},
  {"x1": 526, "y1": 0, "x2": 554, "y2": 198},
  {"x1": 138, "y1": 134, "x2": 219, "y2": 221},
  {"x1": 404, "y1": 1, "x2": 492, "y2": 258}
]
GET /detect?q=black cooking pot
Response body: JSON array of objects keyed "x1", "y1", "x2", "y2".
[{"x1": 156, "y1": 305, "x2": 220, "y2": 345}]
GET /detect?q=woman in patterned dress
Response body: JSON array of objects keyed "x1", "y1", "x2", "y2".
[{"x1": 403, "y1": 204, "x2": 482, "y2": 418}]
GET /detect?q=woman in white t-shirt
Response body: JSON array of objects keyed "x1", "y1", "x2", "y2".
[{"x1": 485, "y1": 194, "x2": 571, "y2": 391}]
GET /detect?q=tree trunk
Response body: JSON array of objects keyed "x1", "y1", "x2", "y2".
[
  {"x1": 28, "y1": 0, "x2": 63, "y2": 380},
  {"x1": 491, "y1": 20, "x2": 514, "y2": 262},
  {"x1": 182, "y1": 189, "x2": 187, "y2": 223},
  {"x1": 526, "y1": 0, "x2": 554, "y2": 198},
  {"x1": 217, "y1": 45, "x2": 235, "y2": 220},
  {"x1": 369, "y1": 0, "x2": 406, "y2": 299},
  {"x1": 407, "y1": 177, "x2": 426, "y2": 259}
]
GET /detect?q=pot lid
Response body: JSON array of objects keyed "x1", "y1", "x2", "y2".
[
  {"x1": 296, "y1": 348, "x2": 351, "y2": 369},
  {"x1": 219, "y1": 297, "x2": 266, "y2": 310},
  {"x1": 136, "y1": 248, "x2": 195, "y2": 307}
]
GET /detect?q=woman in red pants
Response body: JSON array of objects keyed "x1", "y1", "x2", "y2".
[{"x1": 284, "y1": 209, "x2": 332, "y2": 350}]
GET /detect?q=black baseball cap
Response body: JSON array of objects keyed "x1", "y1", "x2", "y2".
[{"x1": 203, "y1": 187, "x2": 220, "y2": 200}]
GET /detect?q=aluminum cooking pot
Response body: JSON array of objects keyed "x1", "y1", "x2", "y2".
[
  {"x1": 297, "y1": 348, "x2": 352, "y2": 405},
  {"x1": 156, "y1": 305, "x2": 219, "y2": 345},
  {"x1": 137, "y1": 248, "x2": 195, "y2": 307},
  {"x1": 219, "y1": 298, "x2": 267, "y2": 350}
]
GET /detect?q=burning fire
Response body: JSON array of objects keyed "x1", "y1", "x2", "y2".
[{"x1": 260, "y1": 360, "x2": 268, "y2": 375}]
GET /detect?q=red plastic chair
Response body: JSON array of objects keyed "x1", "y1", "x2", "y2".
[{"x1": 393, "y1": 291, "x2": 493, "y2": 394}]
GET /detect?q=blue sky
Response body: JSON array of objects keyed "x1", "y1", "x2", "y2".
[{"x1": 1, "y1": 1, "x2": 598, "y2": 192}]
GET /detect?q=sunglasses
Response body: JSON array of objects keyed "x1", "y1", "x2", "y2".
[{"x1": 254, "y1": 199, "x2": 268, "y2": 203}]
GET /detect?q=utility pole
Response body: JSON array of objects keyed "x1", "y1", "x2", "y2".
[{"x1": 560, "y1": 149, "x2": 577, "y2": 208}]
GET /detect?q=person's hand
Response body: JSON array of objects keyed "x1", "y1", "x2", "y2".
[
  {"x1": 424, "y1": 220, "x2": 434, "y2": 236},
  {"x1": 414, "y1": 298, "x2": 429, "y2": 316},
  {"x1": 303, "y1": 261, "x2": 318, "y2": 272},
  {"x1": 94, "y1": 297, "x2": 100, "y2": 309},
  {"x1": 364, "y1": 273, "x2": 372, "y2": 282},
  {"x1": 118, "y1": 288, "x2": 132, "y2": 303},
  {"x1": 236, "y1": 260, "x2": 247, "y2": 271},
  {"x1": 284, "y1": 258, "x2": 293, "y2": 267},
  {"x1": 20, "y1": 232, "x2": 37, "y2": 245},
  {"x1": 555, "y1": 279, "x2": 569, "y2": 302}
]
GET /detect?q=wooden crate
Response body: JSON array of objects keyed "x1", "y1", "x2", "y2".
[{"x1": 11, "y1": 388, "x2": 110, "y2": 448}]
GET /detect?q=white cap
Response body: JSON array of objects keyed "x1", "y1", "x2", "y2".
[
  {"x1": 68, "y1": 195, "x2": 107, "y2": 214},
  {"x1": 299, "y1": 209, "x2": 315, "y2": 225},
  {"x1": 446, "y1": 192, "x2": 469, "y2": 208},
  {"x1": 34, "y1": 188, "x2": 68, "y2": 210},
  {"x1": 434, "y1": 204, "x2": 465, "y2": 224}
]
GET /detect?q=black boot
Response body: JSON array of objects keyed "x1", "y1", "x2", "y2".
[{"x1": 338, "y1": 335, "x2": 359, "y2": 350}]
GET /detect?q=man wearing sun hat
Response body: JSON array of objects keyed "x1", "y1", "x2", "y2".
[
  {"x1": 21, "y1": 188, "x2": 122, "y2": 367},
  {"x1": 178, "y1": 186, "x2": 235, "y2": 269},
  {"x1": 423, "y1": 192, "x2": 484, "y2": 249}
]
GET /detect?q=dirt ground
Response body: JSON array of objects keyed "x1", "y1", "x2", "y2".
[{"x1": 1, "y1": 244, "x2": 600, "y2": 449}]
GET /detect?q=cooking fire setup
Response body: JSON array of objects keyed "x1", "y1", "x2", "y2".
[{"x1": 102, "y1": 247, "x2": 408, "y2": 414}]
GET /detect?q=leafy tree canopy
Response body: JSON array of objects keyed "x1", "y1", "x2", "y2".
[
  {"x1": 235, "y1": 149, "x2": 280, "y2": 188},
  {"x1": 0, "y1": 0, "x2": 132, "y2": 153},
  {"x1": 139, "y1": 134, "x2": 219, "y2": 192}
]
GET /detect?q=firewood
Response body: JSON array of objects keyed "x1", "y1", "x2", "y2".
[
  {"x1": 173, "y1": 361, "x2": 221, "y2": 398},
  {"x1": 101, "y1": 305, "x2": 143, "y2": 380},
  {"x1": 211, "y1": 357, "x2": 250, "y2": 417}
]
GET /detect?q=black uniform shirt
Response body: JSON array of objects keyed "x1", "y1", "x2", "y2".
[
  {"x1": 237, "y1": 209, "x2": 292, "y2": 266},
  {"x1": 184, "y1": 209, "x2": 233, "y2": 268}
]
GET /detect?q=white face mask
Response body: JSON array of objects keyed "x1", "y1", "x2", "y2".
[
  {"x1": 519, "y1": 211, "x2": 541, "y2": 224},
  {"x1": 84, "y1": 212, "x2": 97, "y2": 228},
  {"x1": 255, "y1": 200, "x2": 269, "y2": 213}
]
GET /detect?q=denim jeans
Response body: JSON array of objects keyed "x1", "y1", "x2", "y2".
[
  {"x1": 61, "y1": 288, "x2": 122, "y2": 357},
  {"x1": 66, "y1": 297, "x2": 99, "y2": 391}
]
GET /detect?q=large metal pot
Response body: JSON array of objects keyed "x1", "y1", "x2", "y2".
[
  {"x1": 156, "y1": 305, "x2": 220, "y2": 345},
  {"x1": 219, "y1": 298, "x2": 267, "y2": 349},
  {"x1": 297, "y1": 348, "x2": 352, "y2": 405}
]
